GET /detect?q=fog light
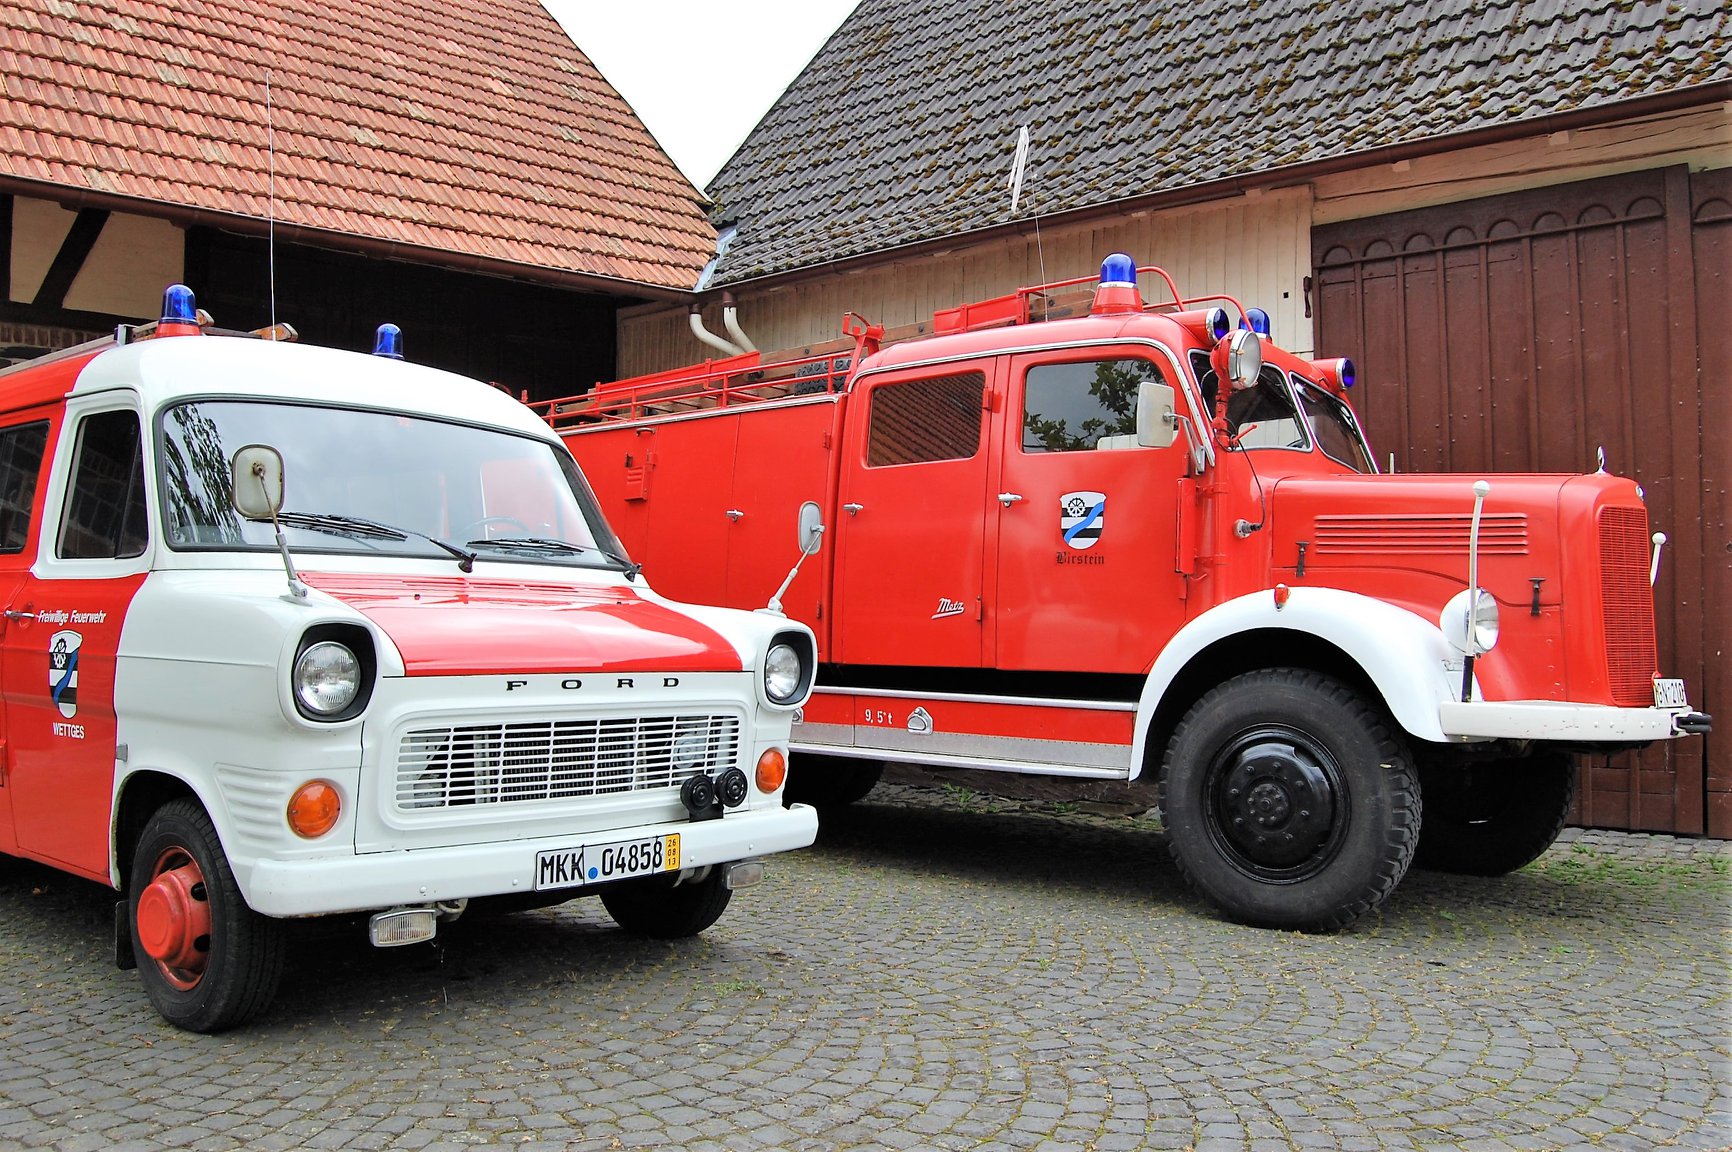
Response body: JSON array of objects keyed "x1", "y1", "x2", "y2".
[
  {"x1": 287, "y1": 780, "x2": 341, "y2": 838},
  {"x1": 724, "y1": 860, "x2": 764, "y2": 890},
  {"x1": 369, "y1": 908, "x2": 437, "y2": 947},
  {"x1": 716, "y1": 767, "x2": 749, "y2": 807},
  {"x1": 755, "y1": 748, "x2": 787, "y2": 793}
]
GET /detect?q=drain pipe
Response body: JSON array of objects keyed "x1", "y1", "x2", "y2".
[
  {"x1": 721, "y1": 290, "x2": 757, "y2": 353},
  {"x1": 689, "y1": 303, "x2": 744, "y2": 356}
]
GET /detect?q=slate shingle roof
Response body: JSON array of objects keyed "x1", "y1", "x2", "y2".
[
  {"x1": 706, "y1": 0, "x2": 1732, "y2": 285},
  {"x1": 0, "y1": 0, "x2": 714, "y2": 292}
]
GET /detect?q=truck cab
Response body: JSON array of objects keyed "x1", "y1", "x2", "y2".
[{"x1": 0, "y1": 287, "x2": 818, "y2": 1032}]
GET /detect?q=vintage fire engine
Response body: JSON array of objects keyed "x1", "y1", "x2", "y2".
[
  {"x1": 546, "y1": 253, "x2": 1709, "y2": 933},
  {"x1": 0, "y1": 286, "x2": 818, "y2": 1032}
]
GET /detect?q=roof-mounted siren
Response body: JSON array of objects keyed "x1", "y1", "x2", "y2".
[
  {"x1": 1240, "y1": 307, "x2": 1271, "y2": 336},
  {"x1": 156, "y1": 284, "x2": 204, "y2": 337},
  {"x1": 1310, "y1": 357, "x2": 1356, "y2": 396},
  {"x1": 372, "y1": 323, "x2": 405, "y2": 360},
  {"x1": 1091, "y1": 252, "x2": 1144, "y2": 315}
]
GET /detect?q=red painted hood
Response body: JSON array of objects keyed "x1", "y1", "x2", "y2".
[{"x1": 300, "y1": 573, "x2": 743, "y2": 676}]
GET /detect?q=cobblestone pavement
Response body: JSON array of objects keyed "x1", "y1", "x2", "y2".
[{"x1": 1, "y1": 780, "x2": 1728, "y2": 1152}]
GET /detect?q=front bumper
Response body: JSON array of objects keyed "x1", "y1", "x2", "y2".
[
  {"x1": 1437, "y1": 700, "x2": 1709, "y2": 743},
  {"x1": 244, "y1": 802, "x2": 817, "y2": 918}
]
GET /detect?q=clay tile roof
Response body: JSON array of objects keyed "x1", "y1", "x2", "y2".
[
  {"x1": 705, "y1": 0, "x2": 1732, "y2": 285},
  {"x1": 0, "y1": 0, "x2": 714, "y2": 293}
]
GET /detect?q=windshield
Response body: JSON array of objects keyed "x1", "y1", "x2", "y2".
[
  {"x1": 157, "y1": 400, "x2": 629, "y2": 569},
  {"x1": 1189, "y1": 353, "x2": 1310, "y2": 451},
  {"x1": 1293, "y1": 378, "x2": 1376, "y2": 473}
]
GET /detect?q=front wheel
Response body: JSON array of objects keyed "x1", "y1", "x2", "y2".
[
  {"x1": 600, "y1": 868, "x2": 732, "y2": 938},
  {"x1": 1414, "y1": 751, "x2": 1577, "y2": 875},
  {"x1": 1160, "y1": 669, "x2": 1421, "y2": 932},
  {"x1": 128, "y1": 798, "x2": 285, "y2": 1032}
]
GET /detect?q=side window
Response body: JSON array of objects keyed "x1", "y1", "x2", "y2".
[
  {"x1": 58, "y1": 410, "x2": 149, "y2": 560},
  {"x1": 865, "y1": 371, "x2": 984, "y2": 466},
  {"x1": 0, "y1": 421, "x2": 49, "y2": 553},
  {"x1": 1023, "y1": 358, "x2": 1165, "y2": 452}
]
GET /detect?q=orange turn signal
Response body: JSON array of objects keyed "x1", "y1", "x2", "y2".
[
  {"x1": 755, "y1": 748, "x2": 788, "y2": 794},
  {"x1": 287, "y1": 780, "x2": 341, "y2": 838}
]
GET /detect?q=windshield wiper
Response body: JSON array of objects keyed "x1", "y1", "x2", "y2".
[
  {"x1": 466, "y1": 536, "x2": 642, "y2": 581},
  {"x1": 277, "y1": 512, "x2": 478, "y2": 572}
]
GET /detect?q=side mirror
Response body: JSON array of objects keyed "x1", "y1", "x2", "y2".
[
  {"x1": 1210, "y1": 328, "x2": 1263, "y2": 391},
  {"x1": 796, "y1": 500, "x2": 825, "y2": 556},
  {"x1": 231, "y1": 444, "x2": 285, "y2": 521},
  {"x1": 1135, "y1": 381, "x2": 1179, "y2": 449}
]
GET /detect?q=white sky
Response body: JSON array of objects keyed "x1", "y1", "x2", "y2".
[{"x1": 542, "y1": 0, "x2": 862, "y2": 189}]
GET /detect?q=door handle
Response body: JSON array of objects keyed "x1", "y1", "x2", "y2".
[
  {"x1": 2, "y1": 609, "x2": 34, "y2": 621},
  {"x1": 725, "y1": 509, "x2": 744, "y2": 522},
  {"x1": 997, "y1": 493, "x2": 1024, "y2": 507},
  {"x1": 843, "y1": 503, "x2": 864, "y2": 516}
]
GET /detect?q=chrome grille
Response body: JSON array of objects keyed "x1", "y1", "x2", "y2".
[{"x1": 396, "y1": 713, "x2": 742, "y2": 811}]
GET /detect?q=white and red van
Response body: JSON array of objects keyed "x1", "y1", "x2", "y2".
[{"x1": 0, "y1": 286, "x2": 818, "y2": 1032}]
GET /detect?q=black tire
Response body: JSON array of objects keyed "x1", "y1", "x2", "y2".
[
  {"x1": 1160, "y1": 669, "x2": 1421, "y2": 932},
  {"x1": 128, "y1": 799, "x2": 285, "y2": 1032},
  {"x1": 1414, "y1": 751, "x2": 1577, "y2": 875},
  {"x1": 785, "y1": 754, "x2": 882, "y2": 808},
  {"x1": 600, "y1": 868, "x2": 732, "y2": 938}
]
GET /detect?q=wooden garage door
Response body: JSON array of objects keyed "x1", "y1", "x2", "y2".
[{"x1": 1313, "y1": 166, "x2": 1728, "y2": 837}]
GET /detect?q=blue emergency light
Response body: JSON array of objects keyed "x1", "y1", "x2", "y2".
[
  {"x1": 1099, "y1": 252, "x2": 1137, "y2": 286},
  {"x1": 1242, "y1": 308, "x2": 1271, "y2": 336},
  {"x1": 372, "y1": 323, "x2": 404, "y2": 360},
  {"x1": 1205, "y1": 307, "x2": 1231, "y2": 340},
  {"x1": 160, "y1": 284, "x2": 198, "y2": 325}
]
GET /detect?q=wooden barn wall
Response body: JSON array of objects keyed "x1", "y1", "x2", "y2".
[
  {"x1": 1312, "y1": 166, "x2": 1727, "y2": 836},
  {"x1": 616, "y1": 188, "x2": 1315, "y2": 379}
]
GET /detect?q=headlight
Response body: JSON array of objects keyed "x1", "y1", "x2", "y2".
[
  {"x1": 764, "y1": 642, "x2": 805, "y2": 705},
  {"x1": 1440, "y1": 588, "x2": 1500, "y2": 656},
  {"x1": 294, "y1": 641, "x2": 361, "y2": 715}
]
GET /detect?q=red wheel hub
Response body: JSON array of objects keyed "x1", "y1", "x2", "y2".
[{"x1": 136, "y1": 854, "x2": 211, "y2": 988}]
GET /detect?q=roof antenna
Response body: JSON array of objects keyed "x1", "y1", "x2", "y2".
[{"x1": 267, "y1": 70, "x2": 278, "y2": 332}]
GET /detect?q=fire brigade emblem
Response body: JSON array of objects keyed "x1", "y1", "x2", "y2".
[
  {"x1": 1060, "y1": 491, "x2": 1106, "y2": 550},
  {"x1": 49, "y1": 630, "x2": 80, "y2": 719}
]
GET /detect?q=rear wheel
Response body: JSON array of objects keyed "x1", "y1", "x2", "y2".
[
  {"x1": 600, "y1": 868, "x2": 732, "y2": 938},
  {"x1": 128, "y1": 799, "x2": 284, "y2": 1032},
  {"x1": 785, "y1": 753, "x2": 882, "y2": 808},
  {"x1": 1415, "y1": 751, "x2": 1577, "y2": 875},
  {"x1": 1160, "y1": 669, "x2": 1420, "y2": 931}
]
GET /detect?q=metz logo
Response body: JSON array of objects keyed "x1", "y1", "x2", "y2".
[{"x1": 931, "y1": 598, "x2": 968, "y2": 620}]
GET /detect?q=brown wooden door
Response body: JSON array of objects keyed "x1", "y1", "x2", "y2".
[{"x1": 1312, "y1": 166, "x2": 1728, "y2": 836}]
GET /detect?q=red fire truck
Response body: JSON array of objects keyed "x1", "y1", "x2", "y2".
[
  {"x1": 0, "y1": 286, "x2": 818, "y2": 1031},
  {"x1": 545, "y1": 253, "x2": 1709, "y2": 932}
]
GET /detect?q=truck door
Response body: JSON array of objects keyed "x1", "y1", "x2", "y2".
[
  {"x1": 2, "y1": 403, "x2": 149, "y2": 881},
  {"x1": 992, "y1": 350, "x2": 1192, "y2": 674},
  {"x1": 0, "y1": 408, "x2": 56, "y2": 854},
  {"x1": 835, "y1": 365, "x2": 992, "y2": 667}
]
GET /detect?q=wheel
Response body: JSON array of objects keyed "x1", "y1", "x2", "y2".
[
  {"x1": 600, "y1": 868, "x2": 732, "y2": 938},
  {"x1": 1160, "y1": 669, "x2": 1420, "y2": 932},
  {"x1": 128, "y1": 799, "x2": 285, "y2": 1032},
  {"x1": 784, "y1": 754, "x2": 882, "y2": 808},
  {"x1": 1414, "y1": 751, "x2": 1577, "y2": 875},
  {"x1": 461, "y1": 515, "x2": 531, "y2": 540}
]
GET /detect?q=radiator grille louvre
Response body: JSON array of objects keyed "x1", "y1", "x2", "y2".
[
  {"x1": 1312, "y1": 513, "x2": 1528, "y2": 553},
  {"x1": 1599, "y1": 507, "x2": 1658, "y2": 705},
  {"x1": 396, "y1": 713, "x2": 741, "y2": 811}
]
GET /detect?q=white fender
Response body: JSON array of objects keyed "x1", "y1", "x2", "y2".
[{"x1": 1129, "y1": 587, "x2": 1458, "y2": 778}]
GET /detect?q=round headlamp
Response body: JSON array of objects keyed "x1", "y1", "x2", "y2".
[
  {"x1": 294, "y1": 641, "x2": 361, "y2": 715},
  {"x1": 764, "y1": 642, "x2": 805, "y2": 705},
  {"x1": 1441, "y1": 588, "x2": 1500, "y2": 656}
]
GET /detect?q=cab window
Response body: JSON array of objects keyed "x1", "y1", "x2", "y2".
[
  {"x1": 0, "y1": 421, "x2": 49, "y2": 553},
  {"x1": 865, "y1": 371, "x2": 984, "y2": 466},
  {"x1": 58, "y1": 410, "x2": 148, "y2": 560},
  {"x1": 1022, "y1": 358, "x2": 1164, "y2": 452},
  {"x1": 1189, "y1": 352, "x2": 1310, "y2": 451}
]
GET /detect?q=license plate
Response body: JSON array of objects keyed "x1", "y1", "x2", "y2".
[
  {"x1": 534, "y1": 834, "x2": 680, "y2": 892},
  {"x1": 1653, "y1": 677, "x2": 1688, "y2": 708}
]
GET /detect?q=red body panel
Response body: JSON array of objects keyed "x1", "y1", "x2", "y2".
[{"x1": 300, "y1": 573, "x2": 743, "y2": 676}]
